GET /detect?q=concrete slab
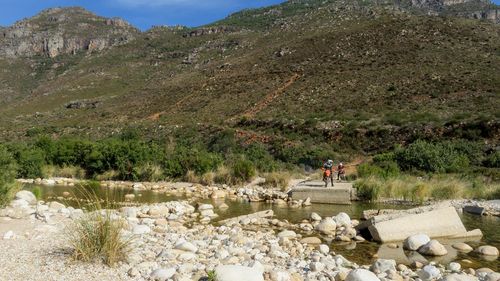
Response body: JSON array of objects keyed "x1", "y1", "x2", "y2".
[
  {"x1": 365, "y1": 206, "x2": 481, "y2": 243},
  {"x1": 290, "y1": 181, "x2": 354, "y2": 205}
]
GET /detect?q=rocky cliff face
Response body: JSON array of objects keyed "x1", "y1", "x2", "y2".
[{"x1": 0, "y1": 7, "x2": 139, "y2": 58}]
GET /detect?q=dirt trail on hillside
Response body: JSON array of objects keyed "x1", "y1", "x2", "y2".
[{"x1": 242, "y1": 73, "x2": 301, "y2": 118}]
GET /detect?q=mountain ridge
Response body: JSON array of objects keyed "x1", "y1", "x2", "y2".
[{"x1": 0, "y1": 0, "x2": 498, "y2": 153}]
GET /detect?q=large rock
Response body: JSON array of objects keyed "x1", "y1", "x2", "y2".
[
  {"x1": 300, "y1": 237, "x2": 322, "y2": 245},
  {"x1": 334, "y1": 212, "x2": 351, "y2": 227},
  {"x1": 364, "y1": 205, "x2": 476, "y2": 242},
  {"x1": 403, "y1": 234, "x2": 430, "y2": 251},
  {"x1": 452, "y1": 242, "x2": 473, "y2": 252},
  {"x1": 48, "y1": 201, "x2": 65, "y2": 211},
  {"x1": 418, "y1": 240, "x2": 448, "y2": 256},
  {"x1": 214, "y1": 265, "x2": 264, "y2": 281},
  {"x1": 315, "y1": 217, "x2": 337, "y2": 235},
  {"x1": 219, "y1": 210, "x2": 273, "y2": 226},
  {"x1": 175, "y1": 241, "x2": 198, "y2": 253},
  {"x1": 475, "y1": 245, "x2": 499, "y2": 256},
  {"x1": 15, "y1": 191, "x2": 37, "y2": 205},
  {"x1": 345, "y1": 269, "x2": 380, "y2": 281},
  {"x1": 310, "y1": 212, "x2": 322, "y2": 221},
  {"x1": 370, "y1": 259, "x2": 396, "y2": 274},
  {"x1": 418, "y1": 265, "x2": 441, "y2": 281},
  {"x1": 277, "y1": 230, "x2": 297, "y2": 239},
  {"x1": 132, "y1": 225, "x2": 151, "y2": 235},
  {"x1": 269, "y1": 271, "x2": 291, "y2": 281},
  {"x1": 150, "y1": 268, "x2": 176, "y2": 281}
]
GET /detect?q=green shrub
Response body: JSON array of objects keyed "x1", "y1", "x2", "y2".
[
  {"x1": 0, "y1": 145, "x2": 19, "y2": 207},
  {"x1": 32, "y1": 186, "x2": 42, "y2": 200},
  {"x1": 11, "y1": 145, "x2": 45, "y2": 178},
  {"x1": 357, "y1": 161, "x2": 399, "y2": 179},
  {"x1": 231, "y1": 156, "x2": 256, "y2": 183},
  {"x1": 484, "y1": 151, "x2": 500, "y2": 168},
  {"x1": 394, "y1": 140, "x2": 470, "y2": 173},
  {"x1": 354, "y1": 177, "x2": 382, "y2": 201}
]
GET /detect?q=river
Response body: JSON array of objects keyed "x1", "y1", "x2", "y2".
[{"x1": 23, "y1": 184, "x2": 499, "y2": 270}]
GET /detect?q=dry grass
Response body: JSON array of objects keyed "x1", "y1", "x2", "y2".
[
  {"x1": 262, "y1": 171, "x2": 292, "y2": 191},
  {"x1": 66, "y1": 188, "x2": 130, "y2": 266},
  {"x1": 42, "y1": 165, "x2": 86, "y2": 179},
  {"x1": 95, "y1": 170, "x2": 120, "y2": 181},
  {"x1": 184, "y1": 170, "x2": 199, "y2": 183},
  {"x1": 354, "y1": 174, "x2": 500, "y2": 202},
  {"x1": 214, "y1": 166, "x2": 233, "y2": 185},
  {"x1": 0, "y1": 182, "x2": 20, "y2": 208},
  {"x1": 200, "y1": 171, "x2": 215, "y2": 185}
]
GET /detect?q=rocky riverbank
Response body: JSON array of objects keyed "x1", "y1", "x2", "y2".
[
  {"x1": 1, "y1": 190, "x2": 499, "y2": 281},
  {"x1": 17, "y1": 177, "x2": 500, "y2": 217}
]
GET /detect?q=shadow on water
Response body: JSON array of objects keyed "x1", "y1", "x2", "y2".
[{"x1": 24, "y1": 184, "x2": 499, "y2": 270}]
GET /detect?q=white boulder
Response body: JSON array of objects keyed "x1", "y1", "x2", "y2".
[
  {"x1": 175, "y1": 241, "x2": 198, "y2": 253},
  {"x1": 277, "y1": 230, "x2": 297, "y2": 239},
  {"x1": 150, "y1": 268, "x2": 176, "y2": 281},
  {"x1": 15, "y1": 191, "x2": 37, "y2": 204},
  {"x1": 214, "y1": 265, "x2": 264, "y2": 281},
  {"x1": 418, "y1": 265, "x2": 441, "y2": 281},
  {"x1": 418, "y1": 240, "x2": 448, "y2": 256},
  {"x1": 370, "y1": 259, "x2": 396, "y2": 274},
  {"x1": 345, "y1": 269, "x2": 380, "y2": 281},
  {"x1": 132, "y1": 225, "x2": 151, "y2": 235},
  {"x1": 475, "y1": 245, "x2": 499, "y2": 256},
  {"x1": 334, "y1": 212, "x2": 351, "y2": 227},
  {"x1": 403, "y1": 234, "x2": 430, "y2": 251},
  {"x1": 315, "y1": 217, "x2": 336, "y2": 235}
]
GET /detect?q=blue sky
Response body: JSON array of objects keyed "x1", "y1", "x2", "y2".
[
  {"x1": 1, "y1": 0, "x2": 499, "y2": 30},
  {"x1": 0, "y1": 0, "x2": 286, "y2": 30}
]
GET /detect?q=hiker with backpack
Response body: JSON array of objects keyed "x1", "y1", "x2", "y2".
[{"x1": 322, "y1": 159, "x2": 334, "y2": 187}]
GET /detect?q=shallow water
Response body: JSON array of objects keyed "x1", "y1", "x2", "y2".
[{"x1": 24, "y1": 184, "x2": 499, "y2": 270}]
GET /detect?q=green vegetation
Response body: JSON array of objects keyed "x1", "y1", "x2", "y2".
[
  {"x1": 355, "y1": 175, "x2": 499, "y2": 203},
  {"x1": 0, "y1": 145, "x2": 19, "y2": 207},
  {"x1": 0, "y1": 133, "x2": 312, "y2": 184},
  {"x1": 206, "y1": 270, "x2": 217, "y2": 281},
  {"x1": 354, "y1": 140, "x2": 500, "y2": 202}
]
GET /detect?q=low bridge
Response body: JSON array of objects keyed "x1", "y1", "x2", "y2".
[{"x1": 290, "y1": 181, "x2": 356, "y2": 205}]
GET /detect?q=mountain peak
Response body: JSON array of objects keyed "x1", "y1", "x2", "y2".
[{"x1": 0, "y1": 6, "x2": 138, "y2": 58}]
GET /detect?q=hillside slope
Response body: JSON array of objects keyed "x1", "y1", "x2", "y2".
[{"x1": 0, "y1": 0, "x2": 498, "y2": 153}]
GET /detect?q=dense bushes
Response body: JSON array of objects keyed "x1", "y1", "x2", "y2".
[
  {"x1": 394, "y1": 140, "x2": 470, "y2": 173},
  {"x1": 0, "y1": 135, "x2": 283, "y2": 183},
  {"x1": 354, "y1": 140, "x2": 499, "y2": 202},
  {"x1": 0, "y1": 145, "x2": 19, "y2": 207}
]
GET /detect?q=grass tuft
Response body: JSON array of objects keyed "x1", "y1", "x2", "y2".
[{"x1": 66, "y1": 188, "x2": 130, "y2": 266}]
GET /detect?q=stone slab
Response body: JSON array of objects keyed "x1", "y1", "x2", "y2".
[
  {"x1": 367, "y1": 207, "x2": 470, "y2": 242},
  {"x1": 291, "y1": 181, "x2": 354, "y2": 205}
]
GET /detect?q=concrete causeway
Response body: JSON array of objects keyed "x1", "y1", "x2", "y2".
[{"x1": 290, "y1": 181, "x2": 355, "y2": 205}]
